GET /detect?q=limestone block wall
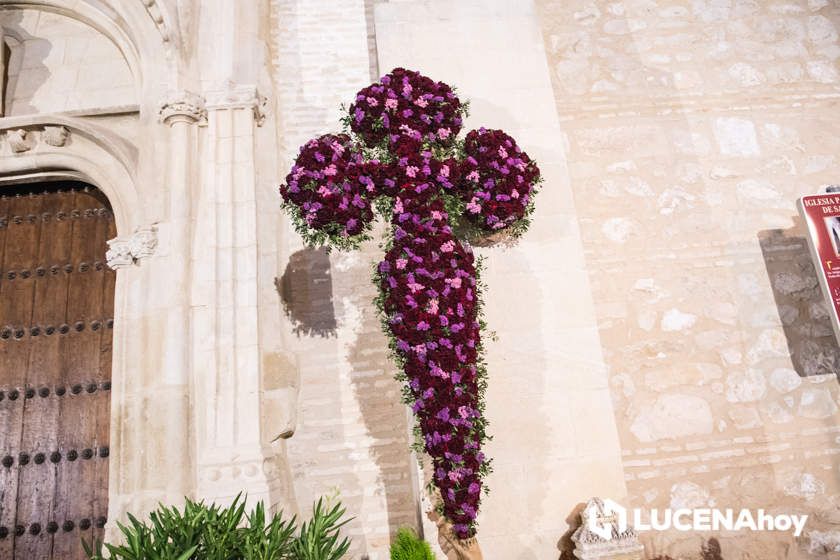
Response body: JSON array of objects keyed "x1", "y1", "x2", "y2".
[
  {"x1": 270, "y1": 0, "x2": 420, "y2": 556},
  {"x1": 0, "y1": 9, "x2": 136, "y2": 115},
  {"x1": 537, "y1": 0, "x2": 840, "y2": 557},
  {"x1": 374, "y1": 1, "x2": 627, "y2": 557}
]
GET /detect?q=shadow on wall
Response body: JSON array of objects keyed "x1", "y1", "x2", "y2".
[
  {"x1": 758, "y1": 217, "x2": 840, "y2": 378},
  {"x1": 276, "y1": 247, "x2": 338, "y2": 337},
  {"x1": 556, "y1": 501, "x2": 584, "y2": 560},
  {"x1": 345, "y1": 249, "x2": 419, "y2": 545}
]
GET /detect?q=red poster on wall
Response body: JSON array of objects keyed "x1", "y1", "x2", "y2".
[{"x1": 799, "y1": 194, "x2": 840, "y2": 344}]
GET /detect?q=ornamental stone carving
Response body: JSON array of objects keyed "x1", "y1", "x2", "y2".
[
  {"x1": 205, "y1": 82, "x2": 268, "y2": 126},
  {"x1": 6, "y1": 129, "x2": 32, "y2": 153},
  {"x1": 140, "y1": 0, "x2": 172, "y2": 45},
  {"x1": 571, "y1": 498, "x2": 644, "y2": 560},
  {"x1": 105, "y1": 237, "x2": 133, "y2": 269},
  {"x1": 42, "y1": 126, "x2": 69, "y2": 147},
  {"x1": 128, "y1": 226, "x2": 158, "y2": 260},
  {"x1": 159, "y1": 90, "x2": 207, "y2": 125},
  {"x1": 106, "y1": 226, "x2": 158, "y2": 269}
]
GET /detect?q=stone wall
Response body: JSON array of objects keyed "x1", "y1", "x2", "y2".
[
  {"x1": 537, "y1": 0, "x2": 840, "y2": 557},
  {"x1": 270, "y1": 1, "x2": 420, "y2": 555},
  {"x1": 374, "y1": 1, "x2": 627, "y2": 557},
  {"x1": 1, "y1": 9, "x2": 136, "y2": 115}
]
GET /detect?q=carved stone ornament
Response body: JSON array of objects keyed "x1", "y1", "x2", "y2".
[
  {"x1": 6, "y1": 129, "x2": 32, "y2": 153},
  {"x1": 571, "y1": 497, "x2": 644, "y2": 560},
  {"x1": 141, "y1": 0, "x2": 172, "y2": 44},
  {"x1": 42, "y1": 126, "x2": 69, "y2": 147},
  {"x1": 205, "y1": 82, "x2": 268, "y2": 126},
  {"x1": 159, "y1": 90, "x2": 207, "y2": 125},
  {"x1": 105, "y1": 237, "x2": 133, "y2": 270},
  {"x1": 128, "y1": 226, "x2": 158, "y2": 260},
  {"x1": 106, "y1": 226, "x2": 158, "y2": 269}
]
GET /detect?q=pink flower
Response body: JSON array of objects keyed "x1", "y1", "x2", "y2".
[
  {"x1": 323, "y1": 164, "x2": 338, "y2": 176},
  {"x1": 440, "y1": 240, "x2": 455, "y2": 253},
  {"x1": 385, "y1": 98, "x2": 398, "y2": 110},
  {"x1": 396, "y1": 258, "x2": 408, "y2": 270},
  {"x1": 406, "y1": 165, "x2": 419, "y2": 178},
  {"x1": 366, "y1": 96, "x2": 379, "y2": 106},
  {"x1": 408, "y1": 282, "x2": 425, "y2": 293},
  {"x1": 438, "y1": 127, "x2": 451, "y2": 139},
  {"x1": 427, "y1": 298, "x2": 439, "y2": 314},
  {"x1": 446, "y1": 277, "x2": 462, "y2": 289},
  {"x1": 466, "y1": 170, "x2": 480, "y2": 183}
]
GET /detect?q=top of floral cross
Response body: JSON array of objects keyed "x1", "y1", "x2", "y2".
[{"x1": 280, "y1": 67, "x2": 541, "y2": 251}]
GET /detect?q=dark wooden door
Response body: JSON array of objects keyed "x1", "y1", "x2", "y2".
[{"x1": 0, "y1": 182, "x2": 115, "y2": 560}]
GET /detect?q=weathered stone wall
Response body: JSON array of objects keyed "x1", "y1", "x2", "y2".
[
  {"x1": 374, "y1": 1, "x2": 627, "y2": 557},
  {"x1": 537, "y1": 0, "x2": 840, "y2": 557},
  {"x1": 1, "y1": 9, "x2": 136, "y2": 115},
  {"x1": 270, "y1": 1, "x2": 420, "y2": 556}
]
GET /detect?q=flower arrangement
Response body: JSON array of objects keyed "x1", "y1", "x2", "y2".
[{"x1": 280, "y1": 68, "x2": 542, "y2": 540}]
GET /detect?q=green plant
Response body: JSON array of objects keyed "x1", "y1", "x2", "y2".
[
  {"x1": 390, "y1": 527, "x2": 435, "y2": 560},
  {"x1": 84, "y1": 494, "x2": 345, "y2": 560},
  {"x1": 242, "y1": 501, "x2": 297, "y2": 560},
  {"x1": 290, "y1": 497, "x2": 353, "y2": 560}
]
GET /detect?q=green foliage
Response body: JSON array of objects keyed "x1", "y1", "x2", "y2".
[
  {"x1": 281, "y1": 198, "x2": 373, "y2": 253},
  {"x1": 290, "y1": 497, "x2": 352, "y2": 560},
  {"x1": 84, "y1": 494, "x2": 351, "y2": 560},
  {"x1": 389, "y1": 528, "x2": 435, "y2": 560}
]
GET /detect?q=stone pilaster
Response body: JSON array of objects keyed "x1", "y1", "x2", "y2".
[{"x1": 191, "y1": 83, "x2": 283, "y2": 508}]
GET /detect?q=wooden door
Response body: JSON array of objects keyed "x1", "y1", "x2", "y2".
[{"x1": 0, "y1": 182, "x2": 115, "y2": 560}]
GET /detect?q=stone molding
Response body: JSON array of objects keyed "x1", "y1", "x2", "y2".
[
  {"x1": 107, "y1": 226, "x2": 158, "y2": 269},
  {"x1": 205, "y1": 82, "x2": 268, "y2": 126},
  {"x1": 140, "y1": 0, "x2": 172, "y2": 45},
  {"x1": 159, "y1": 90, "x2": 207, "y2": 125}
]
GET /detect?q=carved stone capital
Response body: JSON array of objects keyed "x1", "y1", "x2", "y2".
[
  {"x1": 205, "y1": 82, "x2": 268, "y2": 126},
  {"x1": 42, "y1": 126, "x2": 69, "y2": 147},
  {"x1": 159, "y1": 90, "x2": 207, "y2": 125},
  {"x1": 106, "y1": 237, "x2": 133, "y2": 269},
  {"x1": 106, "y1": 226, "x2": 158, "y2": 269},
  {"x1": 128, "y1": 226, "x2": 158, "y2": 260},
  {"x1": 6, "y1": 129, "x2": 33, "y2": 153}
]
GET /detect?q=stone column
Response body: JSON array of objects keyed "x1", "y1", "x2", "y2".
[
  {"x1": 191, "y1": 83, "x2": 280, "y2": 507},
  {"x1": 159, "y1": 91, "x2": 205, "y2": 389}
]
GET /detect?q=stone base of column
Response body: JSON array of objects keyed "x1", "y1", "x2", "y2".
[{"x1": 197, "y1": 446, "x2": 293, "y2": 512}]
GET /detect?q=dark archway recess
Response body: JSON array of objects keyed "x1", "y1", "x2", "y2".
[{"x1": 0, "y1": 180, "x2": 115, "y2": 559}]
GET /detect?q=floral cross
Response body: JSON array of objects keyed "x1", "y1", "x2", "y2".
[{"x1": 280, "y1": 68, "x2": 541, "y2": 539}]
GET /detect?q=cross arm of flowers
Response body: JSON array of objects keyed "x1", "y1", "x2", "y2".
[{"x1": 279, "y1": 68, "x2": 542, "y2": 540}]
